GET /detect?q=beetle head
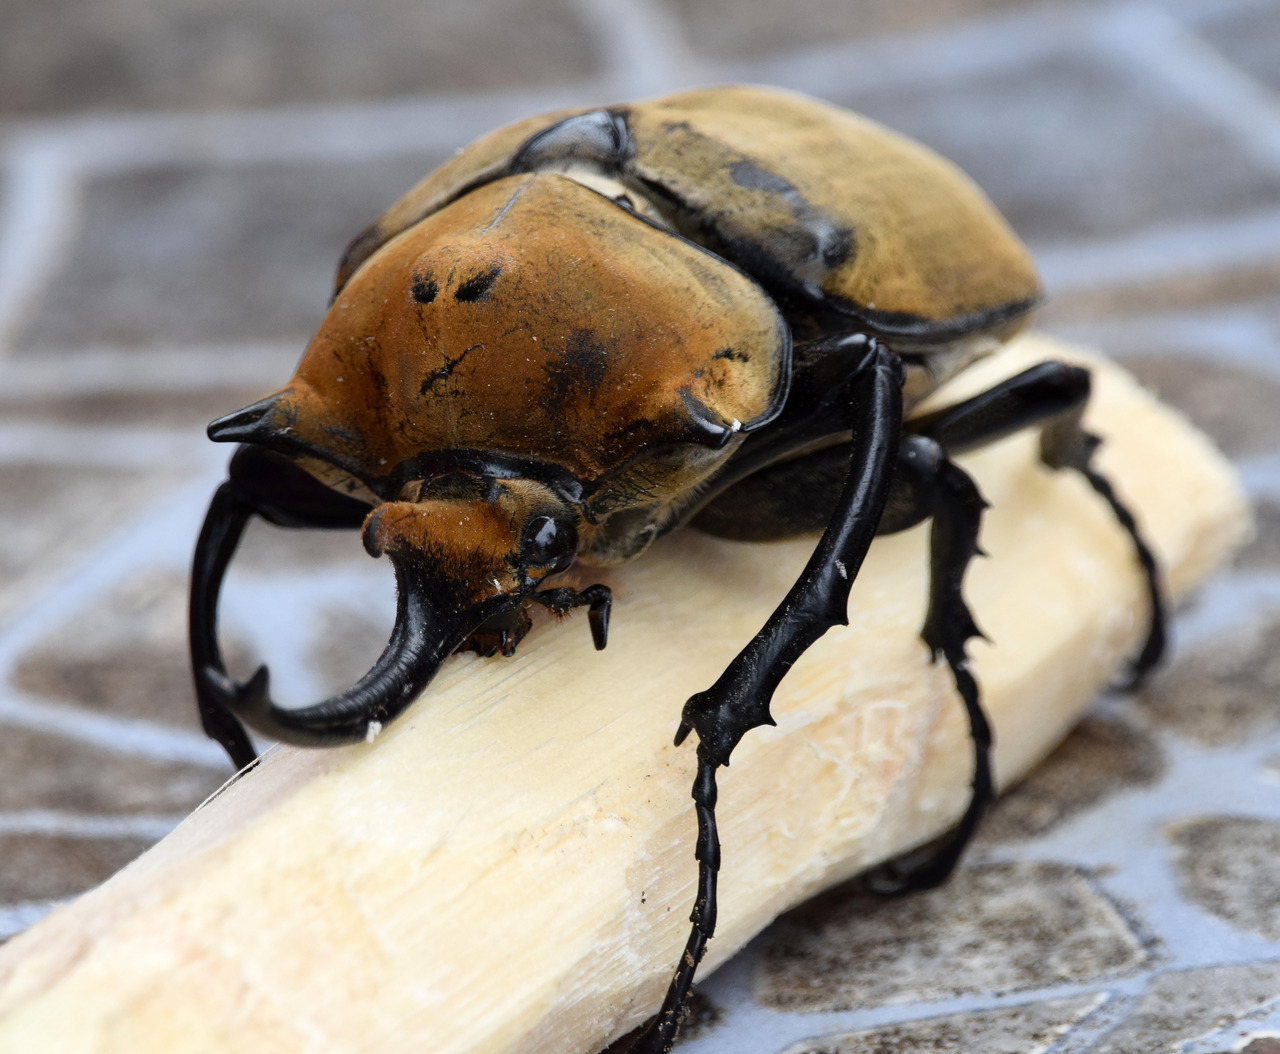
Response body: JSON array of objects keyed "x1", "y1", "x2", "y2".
[{"x1": 361, "y1": 472, "x2": 582, "y2": 633}]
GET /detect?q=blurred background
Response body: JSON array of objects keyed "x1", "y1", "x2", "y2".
[{"x1": 1, "y1": 0, "x2": 1279, "y2": 1049}]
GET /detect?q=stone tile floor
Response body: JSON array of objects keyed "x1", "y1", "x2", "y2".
[{"x1": 0, "y1": 0, "x2": 1278, "y2": 1049}]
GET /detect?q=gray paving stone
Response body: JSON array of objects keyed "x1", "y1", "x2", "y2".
[
  {"x1": 675, "y1": 992, "x2": 722, "y2": 1047},
  {"x1": 1040, "y1": 258, "x2": 1280, "y2": 325},
  {"x1": 777, "y1": 994, "x2": 1104, "y2": 1054},
  {"x1": 309, "y1": 606, "x2": 396, "y2": 701},
  {"x1": 1235, "y1": 498, "x2": 1280, "y2": 572},
  {"x1": 0, "y1": 464, "x2": 187, "y2": 634},
  {"x1": 233, "y1": 516, "x2": 376, "y2": 573},
  {"x1": 1139, "y1": 610, "x2": 1280, "y2": 747},
  {"x1": 1114, "y1": 354, "x2": 1280, "y2": 459},
  {"x1": 755, "y1": 863, "x2": 1146, "y2": 1012},
  {"x1": 599, "y1": 992, "x2": 722, "y2": 1053},
  {"x1": 12, "y1": 566, "x2": 245, "y2": 730},
  {"x1": 1198, "y1": 3, "x2": 1280, "y2": 94},
  {"x1": 17, "y1": 154, "x2": 443, "y2": 351},
  {"x1": 665, "y1": 0, "x2": 1059, "y2": 61},
  {"x1": 1168, "y1": 817, "x2": 1280, "y2": 942},
  {"x1": 1089, "y1": 963, "x2": 1280, "y2": 1054},
  {"x1": 835, "y1": 48, "x2": 1280, "y2": 244},
  {"x1": 0, "y1": 834, "x2": 152, "y2": 902},
  {"x1": 0, "y1": 386, "x2": 272, "y2": 431},
  {"x1": 0, "y1": 725, "x2": 220, "y2": 813},
  {"x1": 0, "y1": 0, "x2": 598, "y2": 115},
  {"x1": 978, "y1": 714, "x2": 1164, "y2": 845}
]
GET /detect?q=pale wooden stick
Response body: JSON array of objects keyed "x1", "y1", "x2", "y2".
[{"x1": 0, "y1": 334, "x2": 1249, "y2": 1053}]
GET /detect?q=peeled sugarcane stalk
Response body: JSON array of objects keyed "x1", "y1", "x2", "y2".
[{"x1": 0, "y1": 333, "x2": 1250, "y2": 1053}]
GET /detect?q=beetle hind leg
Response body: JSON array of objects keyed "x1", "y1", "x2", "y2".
[
  {"x1": 911, "y1": 359, "x2": 1167, "y2": 685},
  {"x1": 1040, "y1": 413, "x2": 1166, "y2": 684},
  {"x1": 863, "y1": 436, "x2": 992, "y2": 895}
]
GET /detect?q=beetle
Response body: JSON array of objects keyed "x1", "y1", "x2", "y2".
[{"x1": 188, "y1": 85, "x2": 1164, "y2": 1052}]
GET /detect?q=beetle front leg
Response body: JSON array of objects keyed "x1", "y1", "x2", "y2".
[
  {"x1": 189, "y1": 445, "x2": 369, "y2": 769},
  {"x1": 629, "y1": 343, "x2": 903, "y2": 1054},
  {"x1": 190, "y1": 482, "x2": 259, "y2": 770}
]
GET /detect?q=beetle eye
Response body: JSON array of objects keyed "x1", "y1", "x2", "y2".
[{"x1": 522, "y1": 516, "x2": 578, "y2": 574}]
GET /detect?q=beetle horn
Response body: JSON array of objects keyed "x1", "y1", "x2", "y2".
[
  {"x1": 197, "y1": 550, "x2": 515, "y2": 748},
  {"x1": 207, "y1": 392, "x2": 297, "y2": 446}
]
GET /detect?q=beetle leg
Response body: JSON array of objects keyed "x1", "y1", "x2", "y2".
[
  {"x1": 909, "y1": 360, "x2": 1166, "y2": 684},
  {"x1": 675, "y1": 342, "x2": 904, "y2": 763},
  {"x1": 190, "y1": 482, "x2": 259, "y2": 770},
  {"x1": 529, "y1": 583, "x2": 612, "y2": 650},
  {"x1": 630, "y1": 343, "x2": 903, "y2": 1054},
  {"x1": 862, "y1": 436, "x2": 991, "y2": 895}
]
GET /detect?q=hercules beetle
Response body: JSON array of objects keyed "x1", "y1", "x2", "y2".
[{"x1": 190, "y1": 85, "x2": 1164, "y2": 1052}]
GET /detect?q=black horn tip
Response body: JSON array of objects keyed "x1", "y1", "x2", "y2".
[{"x1": 208, "y1": 394, "x2": 289, "y2": 444}]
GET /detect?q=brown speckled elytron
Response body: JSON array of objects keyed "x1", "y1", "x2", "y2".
[{"x1": 189, "y1": 85, "x2": 1164, "y2": 1052}]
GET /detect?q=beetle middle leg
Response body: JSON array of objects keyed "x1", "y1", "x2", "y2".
[{"x1": 866, "y1": 359, "x2": 1168, "y2": 892}]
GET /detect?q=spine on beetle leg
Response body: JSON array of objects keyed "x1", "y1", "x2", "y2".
[{"x1": 0, "y1": 334, "x2": 1251, "y2": 1054}]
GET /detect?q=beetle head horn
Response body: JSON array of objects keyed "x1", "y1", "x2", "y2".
[{"x1": 198, "y1": 477, "x2": 585, "y2": 747}]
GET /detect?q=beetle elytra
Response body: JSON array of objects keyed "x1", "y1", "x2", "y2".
[{"x1": 189, "y1": 85, "x2": 1164, "y2": 1053}]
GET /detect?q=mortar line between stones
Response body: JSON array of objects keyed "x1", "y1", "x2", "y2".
[
  {"x1": 0, "y1": 692, "x2": 227, "y2": 768},
  {"x1": 567, "y1": 0, "x2": 707, "y2": 99},
  {"x1": 0, "y1": 422, "x2": 220, "y2": 468},
  {"x1": 1034, "y1": 205, "x2": 1280, "y2": 297},
  {"x1": 1098, "y1": 2, "x2": 1280, "y2": 173},
  {"x1": 0, "y1": 342, "x2": 300, "y2": 397},
  {"x1": 0, "y1": 142, "x2": 83, "y2": 356},
  {"x1": 0, "y1": 899, "x2": 67, "y2": 941},
  {"x1": 0, "y1": 810, "x2": 186, "y2": 840},
  {"x1": 0, "y1": 477, "x2": 218, "y2": 674},
  {"x1": 716, "y1": 2, "x2": 1097, "y2": 99},
  {"x1": 0, "y1": 83, "x2": 612, "y2": 180}
]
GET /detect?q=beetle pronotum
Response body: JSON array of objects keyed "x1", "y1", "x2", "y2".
[{"x1": 188, "y1": 85, "x2": 1163, "y2": 1052}]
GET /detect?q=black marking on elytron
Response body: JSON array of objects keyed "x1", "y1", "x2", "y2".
[
  {"x1": 411, "y1": 273, "x2": 439, "y2": 304},
  {"x1": 511, "y1": 109, "x2": 633, "y2": 173},
  {"x1": 631, "y1": 139, "x2": 1037, "y2": 352},
  {"x1": 420, "y1": 342, "x2": 483, "y2": 395},
  {"x1": 728, "y1": 159, "x2": 856, "y2": 271},
  {"x1": 713, "y1": 347, "x2": 749, "y2": 363},
  {"x1": 543, "y1": 328, "x2": 612, "y2": 411},
  {"x1": 454, "y1": 265, "x2": 502, "y2": 303}
]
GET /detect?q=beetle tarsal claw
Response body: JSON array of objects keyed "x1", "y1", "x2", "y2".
[{"x1": 530, "y1": 583, "x2": 612, "y2": 650}]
